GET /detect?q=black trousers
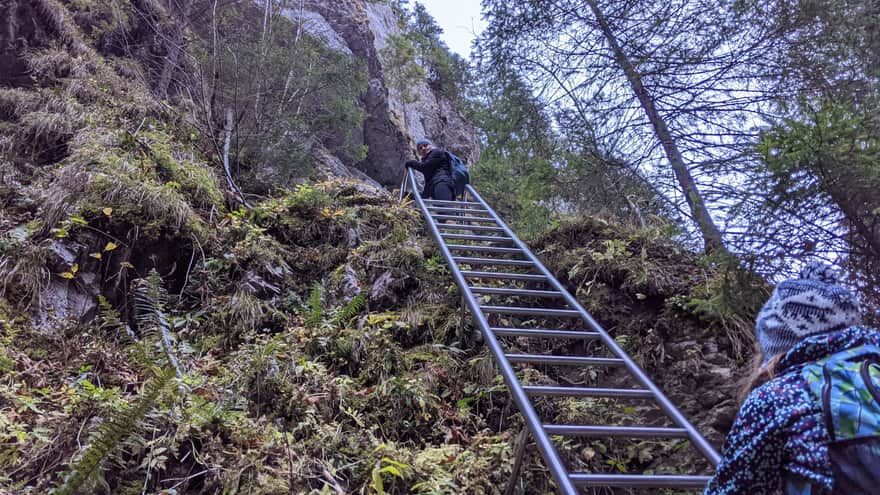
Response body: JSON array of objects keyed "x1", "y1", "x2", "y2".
[{"x1": 426, "y1": 182, "x2": 455, "y2": 201}]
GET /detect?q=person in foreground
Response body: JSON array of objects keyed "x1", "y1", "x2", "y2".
[
  {"x1": 405, "y1": 138, "x2": 455, "y2": 201},
  {"x1": 705, "y1": 262, "x2": 880, "y2": 495}
]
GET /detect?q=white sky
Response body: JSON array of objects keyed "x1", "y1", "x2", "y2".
[{"x1": 415, "y1": 0, "x2": 487, "y2": 59}]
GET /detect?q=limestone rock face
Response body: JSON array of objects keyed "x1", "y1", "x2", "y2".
[
  {"x1": 309, "y1": 140, "x2": 384, "y2": 190},
  {"x1": 284, "y1": 0, "x2": 480, "y2": 188}
]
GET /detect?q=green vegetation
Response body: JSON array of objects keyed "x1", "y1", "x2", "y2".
[
  {"x1": 0, "y1": 1, "x2": 786, "y2": 494},
  {"x1": 0, "y1": 181, "x2": 752, "y2": 492},
  {"x1": 190, "y1": 1, "x2": 369, "y2": 192},
  {"x1": 478, "y1": 0, "x2": 880, "y2": 310},
  {"x1": 468, "y1": 71, "x2": 559, "y2": 238},
  {"x1": 382, "y1": 35, "x2": 427, "y2": 106},
  {"x1": 391, "y1": 1, "x2": 472, "y2": 109},
  {"x1": 754, "y1": 98, "x2": 880, "y2": 309}
]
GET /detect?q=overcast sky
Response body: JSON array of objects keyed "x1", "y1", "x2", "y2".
[{"x1": 415, "y1": 0, "x2": 487, "y2": 59}]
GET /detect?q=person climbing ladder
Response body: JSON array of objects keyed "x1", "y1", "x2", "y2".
[
  {"x1": 405, "y1": 138, "x2": 456, "y2": 201},
  {"x1": 705, "y1": 262, "x2": 880, "y2": 495}
]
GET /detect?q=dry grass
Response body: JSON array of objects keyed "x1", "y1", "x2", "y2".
[
  {"x1": 38, "y1": 127, "x2": 205, "y2": 236},
  {"x1": 33, "y1": 0, "x2": 90, "y2": 57},
  {"x1": 0, "y1": 88, "x2": 37, "y2": 120},
  {"x1": 25, "y1": 0, "x2": 157, "y2": 111},
  {"x1": 0, "y1": 87, "x2": 84, "y2": 165},
  {"x1": 39, "y1": 163, "x2": 91, "y2": 232},
  {"x1": 0, "y1": 242, "x2": 51, "y2": 308},
  {"x1": 228, "y1": 289, "x2": 266, "y2": 333},
  {"x1": 26, "y1": 47, "x2": 73, "y2": 82},
  {"x1": 19, "y1": 110, "x2": 77, "y2": 143},
  {"x1": 98, "y1": 173, "x2": 195, "y2": 230}
]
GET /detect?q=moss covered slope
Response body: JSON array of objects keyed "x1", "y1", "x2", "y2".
[{"x1": 0, "y1": 188, "x2": 757, "y2": 494}]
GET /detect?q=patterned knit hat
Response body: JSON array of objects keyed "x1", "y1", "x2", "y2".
[
  {"x1": 415, "y1": 138, "x2": 433, "y2": 148},
  {"x1": 756, "y1": 262, "x2": 861, "y2": 364}
]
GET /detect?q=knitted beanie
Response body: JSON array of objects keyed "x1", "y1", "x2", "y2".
[
  {"x1": 756, "y1": 262, "x2": 861, "y2": 364},
  {"x1": 415, "y1": 138, "x2": 433, "y2": 148}
]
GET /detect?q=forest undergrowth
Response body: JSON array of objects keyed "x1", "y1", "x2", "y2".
[
  {"x1": 0, "y1": 1, "x2": 758, "y2": 493},
  {"x1": 0, "y1": 179, "x2": 757, "y2": 493}
]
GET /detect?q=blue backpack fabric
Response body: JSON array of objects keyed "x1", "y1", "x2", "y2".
[
  {"x1": 788, "y1": 344, "x2": 880, "y2": 494},
  {"x1": 446, "y1": 152, "x2": 470, "y2": 198}
]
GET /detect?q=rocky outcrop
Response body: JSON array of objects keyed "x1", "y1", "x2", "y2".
[
  {"x1": 310, "y1": 141, "x2": 384, "y2": 189},
  {"x1": 285, "y1": 1, "x2": 479, "y2": 188},
  {"x1": 0, "y1": 0, "x2": 50, "y2": 87}
]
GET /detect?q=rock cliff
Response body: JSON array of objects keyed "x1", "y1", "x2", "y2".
[{"x1": 288, "y1": 0, "x2": 479, "y2": 187}]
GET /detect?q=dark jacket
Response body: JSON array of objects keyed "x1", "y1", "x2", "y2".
[
  {"x1": 705, "y1": 326, "x2": 880, "y2": 495},
  {"x1": 406, "y1": 148, "x2": 453, "y2": 198}
]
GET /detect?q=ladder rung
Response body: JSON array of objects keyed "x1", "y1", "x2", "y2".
[
  {"x1": 447, "y1": 245, "x2": 523, "y2": 254},
  {"x1": 491, "y1": 328, "x2": 601, "y2": 339},
  {"x1": 524, "y1": 386, "x2": 653, "y2": 399},
  {"x1": 506, "y1": 354, "x2": 624, "y2": 366},
  {"x1": 431, "y1": 214, "x2": 497, "y2": 222},
  {"x1": 480, "y1": 305, "x2": 579, "y2": 317},
  {"x1": 437, "y1": 224, "x2": 505, "y2": 232},
  {"x1": 569, "y1": 474, "x2": 712, "y2": 489},
  {"x1": 424, "y1": 199, "x2": 481, "y2": 206},
  {"x1": 416, "y1": 186, "x2": 720, "y2": 489},
  {"x1": 461, "y1": 271, "x2": 545, "y2": 281},
  {"x1": 441, "y1": 234, "x2": 513, "y2": 243},
  {"x1": 454, "y1": 257, "x2": 533, "y2": 267},
  {"x1": 545, "y1": 425, "x2": 689, "y2": 438},
  {"x1": 426, "y1": 207, "x2": 490, "y2": 215},
  {"x1": 470, "y1": 287, "x2": 561, "y2": 297}
]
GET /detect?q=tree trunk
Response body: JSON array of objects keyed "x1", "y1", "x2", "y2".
[
  {"x1": 223, "y1": 108, "x2": 249, "y2": 208},
  {"x1": 584, "y1": 0, "x2": 728, "y2": 255},
  {"x1": 156, "y1": 0, "x2": 193, "y2": 100}
]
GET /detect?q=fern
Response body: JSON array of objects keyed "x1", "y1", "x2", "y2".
[
  {"x1": 55, "y1": 271, "x2": 185, "y2": 493},
  {"x1": 334, "y1": 291, "x2": 367, "y2": 325},
  {"x1": 305, "y1": 282, "x2": 324, "y2": 329},
  {"x1": 53, "y1": 367, "x2": 176, "y2": 495},
  {"x1": 134, "y1": 270, "x2": 182, "y2": 377},
  {"x1": 97, "y1": 294, "x2": 136, "y2": 340}
]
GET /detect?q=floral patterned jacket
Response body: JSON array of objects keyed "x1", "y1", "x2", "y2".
[{"x1": 704, "y1": 326, "x2": 880, "y2": 495}]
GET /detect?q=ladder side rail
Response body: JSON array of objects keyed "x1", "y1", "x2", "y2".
[
  {"x1": 463, "y1": 184, "x2": 721, "y2": 467},
  {"x1": 402, "y1": 170, "x2": 579, "y2": 495}
]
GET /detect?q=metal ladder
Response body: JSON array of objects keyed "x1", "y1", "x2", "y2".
[{"x1": 400, "y1": 169, "x2": 720, "y2": 494}]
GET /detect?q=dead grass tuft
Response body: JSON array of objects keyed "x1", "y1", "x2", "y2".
[
  {"x1": 98, "y1": 173, "x2": 194, "y2": 230},
  {"x1": 0, "y1": 241, "x2": 51, "y2": 308},
  {"x1": 228, "y1": 289, "x2": 266, "y2": 333},
  {"x1": 0, "y1": 88, "x2": 38, "y2": 120},
  {"x1": 39, "y1": 163, "x2": 91, "y2": 232},
  {"x1": 33, "y1": 0, "x2": 90, "y2": 57},
  {"x1": 26, "y1": 47, "x2": 73, "y2": 82},
  {"x1": 19, "y1": 110, "x2": 77, "y2": 143}
]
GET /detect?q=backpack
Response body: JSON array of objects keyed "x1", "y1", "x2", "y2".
[
  {"x1": 446, "y1": 151, "x2": 470, "y2": 198},
  {"x1": 791, "y1": 345, "x2": 880, "y2": 494}
]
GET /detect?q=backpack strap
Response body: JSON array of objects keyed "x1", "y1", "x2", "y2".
[{"x1": 444, "y1": 151, "x2": 455, "y2": 174}]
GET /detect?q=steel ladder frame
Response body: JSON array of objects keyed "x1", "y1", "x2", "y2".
[{"x1": 400, "y1": 169, "x2": 720, "y2": 494}]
